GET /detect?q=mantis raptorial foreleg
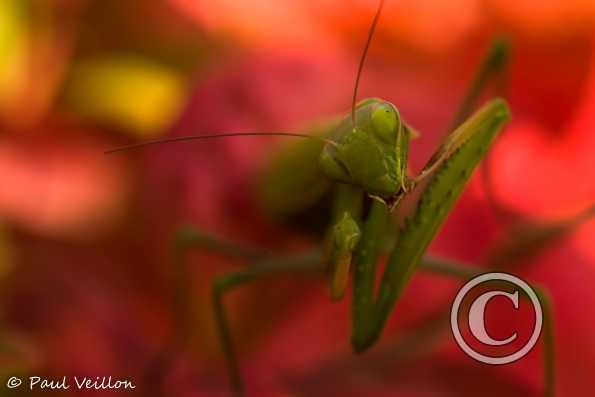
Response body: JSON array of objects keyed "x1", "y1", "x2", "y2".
[
  {"x1": 350, "y1": 98, "x2": 510, "y2": 352},
  {"x1": 351, "y1": 200, "x2": 390, "y2": 349},
  {"x1": 326, "y1": 184, "x2": 364, "y2": 300}
]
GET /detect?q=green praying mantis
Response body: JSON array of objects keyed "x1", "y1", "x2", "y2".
[{"x1": 104, "y1": 1, "x2": 582, "y2": 396}]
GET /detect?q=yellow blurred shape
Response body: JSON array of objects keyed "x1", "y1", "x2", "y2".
[
  {"x1": 0, "y1": 0, "x2": 28, "y2": 107},
  {"x1": 65, "y1": 57, "x2": 186, "y2": 136}
]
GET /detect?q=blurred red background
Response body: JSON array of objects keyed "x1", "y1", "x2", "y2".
[{"x1": 1, "y1": 0, "x2": 594, "y2": 396}]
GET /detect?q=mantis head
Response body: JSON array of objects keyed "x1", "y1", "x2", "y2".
[{"x1": 319, "y1": 98, "x2": 409, "y2": 197}]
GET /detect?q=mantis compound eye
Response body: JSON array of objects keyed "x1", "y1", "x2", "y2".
[{"x1": 371, "y1": 103, "x2": 400, "y2": 144}]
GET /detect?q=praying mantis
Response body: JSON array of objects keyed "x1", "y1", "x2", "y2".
[{"x1": 105, "y1": 1, "x2": 574, "y2": 396}]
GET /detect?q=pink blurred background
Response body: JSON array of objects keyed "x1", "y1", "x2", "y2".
[{"x1": 1, "y1": 0, "x2": 595, "y2": 396}]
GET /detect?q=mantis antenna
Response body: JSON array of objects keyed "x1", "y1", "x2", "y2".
[
  {"x1": 351, "y1": 0, "x2": 386, "y2": 128},
  {"x1": 105, "y1": 132, "x2": 337, "y2": 154},
  {"x1": 107, "y1": 1, "x2": 388, "y2": 155}
]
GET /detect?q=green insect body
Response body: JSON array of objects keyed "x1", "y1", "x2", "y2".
[
  {"x1": 106, "y1": 2, "x2": 561, "y2": 396},
  {"x1": 257, "y1": 123, "x2": 331, "y2": 218},
  {"x1": 296, "y1": 98, "x2": 509, "y2": 346}
]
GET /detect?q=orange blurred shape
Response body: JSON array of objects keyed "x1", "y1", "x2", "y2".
[
  {"x1": 172, "y1": 0, "x2": 481, "y2": 54},
  {"x1": 487, "y1": 0, "x2": 595, "y2": 38},
  {"x1": 172, "y1": 0, "x2": 333, "y2": 49},
  {"x1": 383, "y1": 0, "x2": 480, "y2": 53},
  {"x1": 172, "y1": 0, "x2": 595, "y2": 55},
  {"x1": 317, "y1": 0, "x2": 481, "y2": 54},
  {"x1": 0, "y1": 135, "x2": 128, "y2": 239}
]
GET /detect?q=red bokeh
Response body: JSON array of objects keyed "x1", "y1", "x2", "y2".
[{"x1": 1, "y1": 1, "x2": 594, "y2": 396}]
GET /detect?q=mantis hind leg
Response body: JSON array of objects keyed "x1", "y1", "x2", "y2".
[
  {"x1": 170, "y1": 226, "x2": 270, "y2": 344},
  {"x1": 170, "y1": 226, "x2": 326, "y2": 395},
  {"x1": 212, "y1": 251, "x2": 324, "y2": 395},
  {"x1": 144, "y1": 226, "x2": 272, "y2": 395}
]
